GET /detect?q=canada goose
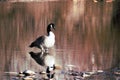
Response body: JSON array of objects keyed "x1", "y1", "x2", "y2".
[{"x1": 29, "y1": 23, "x2": 55, "y2": 52}]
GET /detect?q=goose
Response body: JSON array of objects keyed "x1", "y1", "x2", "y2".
[{"x1": 29, "y1": 23, "x2": 55, "y2": 52}]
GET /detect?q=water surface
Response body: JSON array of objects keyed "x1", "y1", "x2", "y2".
[{"x1": 0, "y1": 1, "x2": 120, "y2": 80}]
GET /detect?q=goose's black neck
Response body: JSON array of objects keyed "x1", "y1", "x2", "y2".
[
  {"x1": 47, "y1": 23, "x2": 55, "y2": 35},
  {"x1": 47, "y1": 28, "x2": 51, "y2": 36}
]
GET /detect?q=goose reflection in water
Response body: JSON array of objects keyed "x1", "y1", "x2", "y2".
[{"x1": 29, "y1": 51, "x2": 56, "y2": 79}]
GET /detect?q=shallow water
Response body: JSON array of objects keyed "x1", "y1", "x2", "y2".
[{"x1": 0, "y1": 1, "x2": 120, "y2": 80}]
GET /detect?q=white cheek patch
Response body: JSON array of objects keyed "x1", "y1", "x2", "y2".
[{"x1": 50, "y1": 24, "x2": 53, "y2": 28}]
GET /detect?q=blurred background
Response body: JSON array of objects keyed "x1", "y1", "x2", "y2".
[{"x1": 0, "y1": 0, "x2": 120, "y2": 79}]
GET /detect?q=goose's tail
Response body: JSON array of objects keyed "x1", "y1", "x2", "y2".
[{"x1": 29, "y1": 42, "x2": 35, "y2": 48}]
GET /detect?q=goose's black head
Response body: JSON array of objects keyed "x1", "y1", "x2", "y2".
[{"x1": 47, "y1": 23, "x2": 55, "y2": 34}]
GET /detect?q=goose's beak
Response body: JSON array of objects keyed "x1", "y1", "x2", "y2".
[{"x1": 53, "y1": 26, "x2": 55, "y2": 30}]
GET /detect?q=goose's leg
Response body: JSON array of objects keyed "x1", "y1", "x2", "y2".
[{"x1": 40, "y1": 45, "x2": 45, "y2": 52}]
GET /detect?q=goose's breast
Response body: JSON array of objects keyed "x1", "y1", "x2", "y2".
[{"x1": 44, "y1": 36, "x2": 55, "y2": 48}]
